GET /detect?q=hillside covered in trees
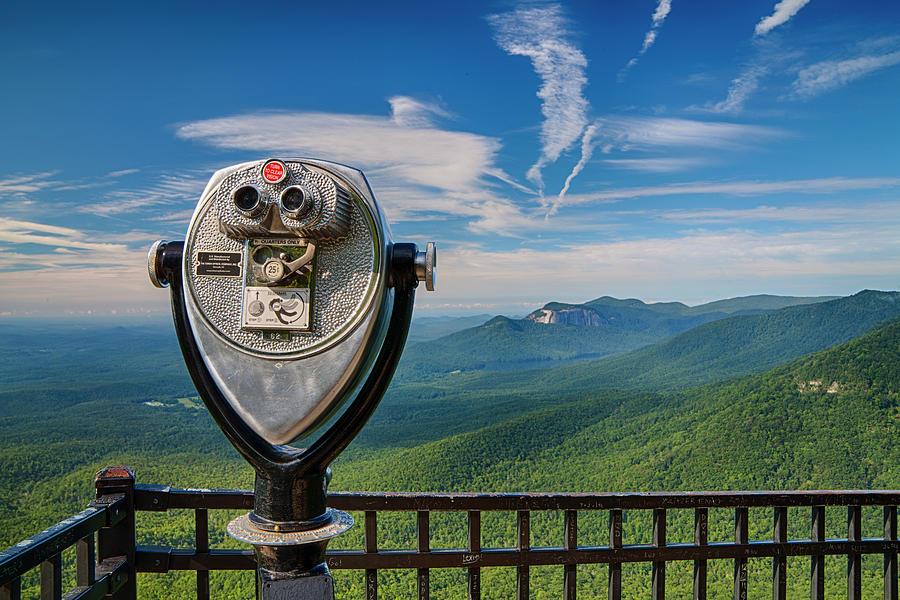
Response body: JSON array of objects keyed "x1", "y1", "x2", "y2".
[{"x1": 1, "y1": 292, "x2": 898, "y2": 597}]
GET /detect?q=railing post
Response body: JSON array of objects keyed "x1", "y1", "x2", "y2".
[
  {"x1": 811, "y1": 506, "x2": 825, "y2": 600},
  {"x1": 652, "y1": 509, "x2": 666, "y2": 600},
  {"x1": 195, "y1": 509, "x2": 209, "y2": 600},
  {"x1": 417, "y1": 511, "x2": 430, "y2": 600},
  {"x1": 468, "y1": 511, "x2": 481, "y2": 600},
  {"x1": 609, "y1": 510, "x2": 622, "y2": 600},
  {"x1": 40, "y1": 553, "x2": 61, "y2": 600},
  {"x1": 365, "y1": 511, "x2": 377, "y2": 600},
  {"x1": 564, "y1": 510, "x2": 577, "y2": 600},
  {"x1": 848, "y1": 506, "x2": 861, "y2": 600},
  {"x1": 773, "y1": 507, "x2": 787, "y2": 600},
  {"x1": 94, "y1": 466, "x2": 136, "y2": 600},
  {"x1": 734, "y1": 507, "x2": 748, "y2": 600},
  {"x1": 516, "y1": 511, "x2": 529, "y2": 600},
  {"x1": 886, "y1": 506, "x2": 898, "y2": 600},
  {"x1": 694, "y1": 508, "x2": 707, "y2": 600},
  {"x1": 76, "y1": 534, "x2": 96, "y2": 589},
  {"x1": 0, "y1": 578, "x2": 20, "y2": 600}
]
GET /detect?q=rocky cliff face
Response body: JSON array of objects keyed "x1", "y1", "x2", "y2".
[{"x1": 527, "y1": 308, "x2": 607, "y2": 326}]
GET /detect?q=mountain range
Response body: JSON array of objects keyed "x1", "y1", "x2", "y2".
[
  {"x1": 396, "y1": 293, "x2": 839, "y2": 376},
  {"x1": 2, "y1": 290, "x2": 898, "y2": 598}
]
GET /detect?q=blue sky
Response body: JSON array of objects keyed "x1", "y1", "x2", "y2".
[{"x1": 1, "y1": 0, "x2": 898, "y2": 317}]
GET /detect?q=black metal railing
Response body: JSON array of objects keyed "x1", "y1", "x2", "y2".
[{"x1": 2, "y1": 467, "x2": 898, "y2": 599}]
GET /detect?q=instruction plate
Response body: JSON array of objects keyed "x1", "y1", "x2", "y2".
[{"x1": 242, "y1": 287, "x2": 310, "y2": 331}]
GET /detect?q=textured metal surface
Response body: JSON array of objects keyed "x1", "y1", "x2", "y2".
[
  {"x1": 184, "y1": 161, "x2": 379, "y2": 357},
  {"x1": 227, "y1": 510, "x2": 353, "y2": 546}
]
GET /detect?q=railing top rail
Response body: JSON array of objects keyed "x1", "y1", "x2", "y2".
[
  {"x1": 133, "y1": 485, "x2": 900, "y2": 512},
  {"x1": 0, "y1": 495, "x2": 124, "y2": 587}
]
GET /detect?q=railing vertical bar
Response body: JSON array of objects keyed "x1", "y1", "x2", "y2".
[
  {"x1": 848, "y1": 505, "x2": 861, "y2": 600},
  {"x1": 773, "y1": 506, "x2": 787, "y2": 600},
  {"x1": 652, "y1": 508, "x2": 666, "y2": 600},
  {"x1": 417, "y1": 511, "x2": 430, "y2": 600},
  {"x1": 1, "y1": 578, "x2": 22, "y2": 600},
  {"x1": 517, "y1": 510, "x2": 530, "y2": 600},
  {"x1": 94, "y1": 467, "x2": 136, "y2": 600},
  {"x1": 195, "y1": 508, "x2": 210, "y2": 600},
  {"x1": 609, "y1": 509, "x2": 622, "y2": 600},
  {"x1": 694, "y1": 507, "x2": 708, "y2": 600},
  {"x1": 734, "y1": 507, "x2": 748, "y2": 600},
  {"x1": 811, "y1": 505, "x2": 826, "y2": 600},
  {"x1": 40, "y1": 553, "x2": 62, "y2": 600},
  {"x1": 565, "y1": 510, "x2": 577, "y2": 600},
  {"x1": 886, "y1": 506, "x2": 898, "y2": 600},
  {"x1": 468, "y1": 511, "x2": 481, "y2": 600},
  {"x1": 75, "y1": 534, "x2": 95, "y2": 587},
  {"x1": 365, "y1": 510, "x2": 377, "y2": 600}
]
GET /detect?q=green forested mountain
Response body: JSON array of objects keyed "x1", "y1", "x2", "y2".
[
  {"x1": 528, "y1": 289, "x2": 900, "y2": 393},
  {"x1": 336, "y1": 316, "x2": 900, "y2": 494},
  {"x1": 360, "y1": 290, "x2": 900, "y2": 451},
  {"x1": 0, "y1": 293, "x2": 897, "y2": 598},
  {"x1": 397, "y1": 293, "x2": 836, "y2": 376}
]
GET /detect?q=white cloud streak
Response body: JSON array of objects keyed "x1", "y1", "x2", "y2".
[
  {"x1": 487, "y1": 4, "x2": 589, "y2": 193},
  {"x1": 603, "y1": 157, "x2": 709, "y2": 173},
  {"x1": 755, "y1": 0, "x2": 813, "y2": 36},
  {"x1": 593, "y1": 115, "x2": 783, "y2": 151},
  {"x1": 0, "y1": 172, "x2": 60, "y2": 194},
  {"x1": 554, "y1": 123, "x2": 599, "y2": 212},
  {"x1": 619, "y1": 0, "x2": 673, "y2": 78},
  {"x1": 0, "y1": 217, "x2": 132, "y2": 257},
  {"x1": 647, "y1": 201, "x2": 900, "y2": 224},
  {"x1": 791, "y1": 50, "x2": 900, "y2": 98},
  {"x1": 696, "y1": 65, "x2": 768, "y2": 114},
  {"x1": 388, "y1": 96, "x2": 451, "y2": 128},
  {"x1": 561, "y1": 177, "x2": 900, "y2": 205},
  {"x1": 77, "y1": 173, "x2": 207, "y2": 216}
]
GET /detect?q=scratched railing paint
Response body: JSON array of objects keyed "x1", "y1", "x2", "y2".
[{"x1": 3, "y1": 477, "x2": 900, "y2": 600}]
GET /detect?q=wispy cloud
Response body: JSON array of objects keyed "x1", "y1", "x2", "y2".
[
  {"x1": 487, "y1": 4, "x2": 589, "y2": 193},
  {"x1": 388, "y1": 96, "x2": 451, "y2": 128},
  {"x1": 603, "y1": 157, "x2": 710, "y2": 173},
  {"x1": 0, "y1": 172, "x2": 60, "y2": 194},
  {"x1": 648, "y1": 201, "x2": 900, "y2": 224},
  {"x1": 0, "y1": 217, "x2": 131, "y2": 258},
  {"x1": 593, "y1": 116, "x2": 783, "y2": 151},
  {"x1": 698, "y1": 64, "x2": 769, "y2": 114},
  {"x1": 76, "y1": 173, "x2": 207, "y2": 216},
  {"x1": 562, "y1": 177, "x2": 900, "y2": 205},
  {"x1": 791, "y1": 50, "x2": 900, "y2": 98},
  {"x1": 105, "y1": 168, "x2": 140, "y2": 178},
  {"x1": 755, "y1": 0, "x2": 813, "y2": 37},
  {"x1": 554, "y1": 123, "x2": 599, "y2": 213},
  {"x1": 619, "y1": 0, "x2": 673, "y2": 79}
]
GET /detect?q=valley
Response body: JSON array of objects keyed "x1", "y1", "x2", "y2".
[{"x1": 1, "y1": 290, "x2": 898, "y2": 598}]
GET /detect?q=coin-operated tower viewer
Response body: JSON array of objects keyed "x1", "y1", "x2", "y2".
[{"x1": 149, "y1": 158, "x2": 436, "y2": 599}]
